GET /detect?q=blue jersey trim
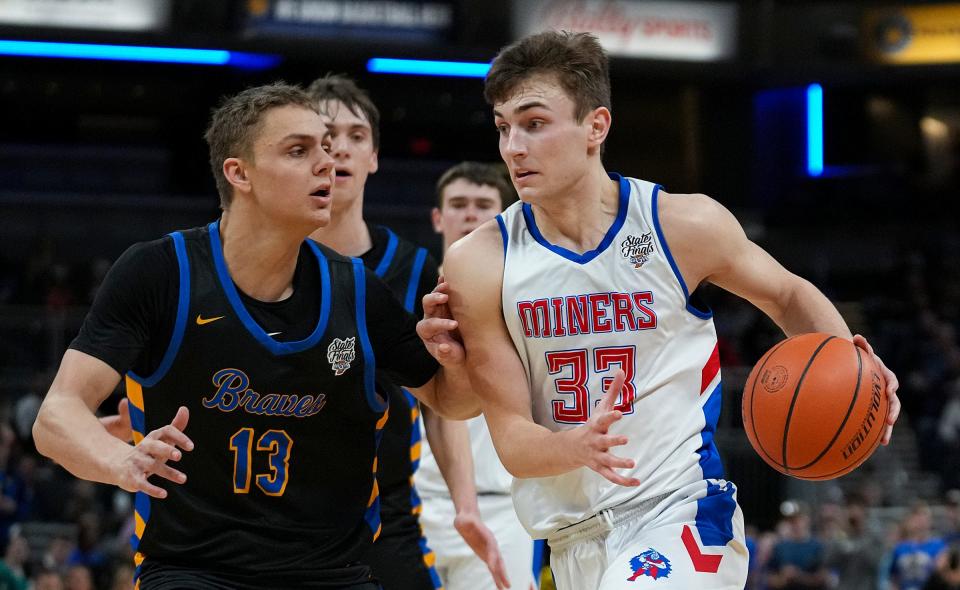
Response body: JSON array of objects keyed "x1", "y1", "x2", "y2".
[
  {"x1": 352, "y1": 259, "x2": 385, "y2": 413},
  {"x1": 520, "y1": 172, "x2": 630, "y2": 265},
  {"x1": 650, "y1": 186, "x2": 713, "y2": 319},
  {"x1": 128, "y1": 232, "x2": 190, "y2": 386},
  {"x1": 128, "y1": 404, "x2": 146, "y2": 439},
  {"x1": 417, "y1": 536, "x2": 444, "y2": 589},
  {"x1": 364, "y1": 485, "x2": 382, "y2": 540},
  {"x1": 374, "y1": 226, "x2": 399, "y2": 278},
  {"x1": 207, "y1": 221, "x2": 330, "y2": 355},
  {"x1": 404, "y1": 389, "x2": 422, "y2": 473},
  {"x1": 496, "y1": 214, "x2": 508, "y2": 256},
  {"x1": 694, "y1": 379, "x2": 735, "y2": 547},
  {"x1": 697, "y1": 381, "x2": 725, "y2": 480},
  {"x1": 130, "y1": 490, "x2": 151, "y2": 551},
  {"x1": 364, "y1": 408, "x2": 387, "y2": 539},
  {"x1": 404, "y1": 248, "x2": 428, "y2": 313},
  {"x1": 532, "y1": 539, "x2": 546, "y2": 584}
]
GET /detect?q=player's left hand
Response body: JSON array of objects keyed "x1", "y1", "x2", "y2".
[
  {"x1": 572, "y1": 370, "x2": 641, "y2": 487},
  {"x1": 417, "y1": 280, "x2": 466, "y2": 366},
  {"x1": 853, "y1": 335, "x2": 900, "y2": 445},
  {"x1": 454, "y1": 509, "x2": 511, "y2": 589}
]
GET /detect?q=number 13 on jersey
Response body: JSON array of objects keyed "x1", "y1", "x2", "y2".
[
  {"x1": 546, "y1": 346, "x2": 637, "y2": 424},
  {"x1": 229, "y1": 428, "x2": 293, "y2": 496}
]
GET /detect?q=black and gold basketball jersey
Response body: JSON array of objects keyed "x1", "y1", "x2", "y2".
[
  {"x1": 361, "y1": 226, "x2": 435, "y2": 519},
  {"x1": 124, "y1": 222, "x2": 386, "y2": 584}
]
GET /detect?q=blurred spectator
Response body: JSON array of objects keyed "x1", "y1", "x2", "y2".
[
  {"x1": 923, "y1": 544, "x2": 960, "y2": 590},
  {"x1": 7, "y1": 456, "x2": 38, "y2": 526},
  {"x1": 0, "y1": 425, "x2": 23, "y2": 552},
  {"x1": 746, "y1": 523, "x2": 780, "y2": 590},
  {"x1": 108, "y1": 563, "x2": 134, "y2": 590},
  {"x1": 66, "y1": 512, "x2": 107, "y2": 586},
  {"x1": 12, "y1": 391, "x2": 41, "y2": 449},
  {"x1": 823, "y1": 492, "x2": 886, "y2": 590},
  {"x1": 0, "y1": 528, "x2": 28, "y2": 590},
  {"x1": 765, "y1": 500, "x2": 830, "y2": 589},
  {"x1": 33, "y1": 569, "x2": 64, "y2": 590},
  {"x1": 64, "y1": 565, "x2": 93, "y2": 590},
  {"x1": 890, "y1": 502, "x2": 946, "y2": 590},
  {"x1": 938, "y1": 380, "x2": 960, "y2": 491},
  {"x1": 945, "y1": 491, "x2": 960, "y2": 546},
  {"x1": 62, "y1": 482, "x2": 100, "y2": 525},
  {"x1": 41, "y1": 534, "x2": 73, "y2": 576}
]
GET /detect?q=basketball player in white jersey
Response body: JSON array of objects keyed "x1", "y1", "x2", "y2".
[
  {"x1": 418, "y1": 162, "x2": 541, "y2": 590},
  {"x1": 418, "y1": 31, "x2": 901, "y2": 590}
]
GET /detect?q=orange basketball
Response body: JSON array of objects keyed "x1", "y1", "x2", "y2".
[{"x1": 741, "y1": 333, "x2": 888, "y2": 480}]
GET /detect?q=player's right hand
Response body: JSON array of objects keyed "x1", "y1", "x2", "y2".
[
  {"x1": 114, "y1": 406, "x2": 193, "y2": 499},
  {"x1": 454, "y1": 510, "x2": 511, "y2": 589},
  {"x1": 418, "y1": 280, "x2": 466, "y2": 366},
  {"x1": 572, "y1": 370, "x2": 641, "y2": 487}
]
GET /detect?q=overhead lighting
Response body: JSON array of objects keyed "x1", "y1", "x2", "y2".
[
  {"x1": 367, "y1": 58, "x2": 490, "y2": 78},
  {"x1": 807, "y1": 83, "x2": 824, "y2": 177},
  {"x1": 0, "y1": 40, "x2": 280, "y2": 69}
]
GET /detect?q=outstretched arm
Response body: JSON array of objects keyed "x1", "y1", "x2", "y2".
[
  {"x1": 421, "y1": 407, "x2": 510, "y2": 589},
  {"x1": 33, "y1": 349, "x2": 193, "y2": 498},
  {"x1": 659, "y1": 192, "x2": 900, "y2": 443}
]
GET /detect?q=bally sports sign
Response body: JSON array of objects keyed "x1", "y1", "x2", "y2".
[{"x1": 513, "y1": 0, "x2": 738, "y2": 62}]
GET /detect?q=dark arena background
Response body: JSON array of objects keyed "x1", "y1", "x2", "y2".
[{"x1": 1, "y1": 1, "x2": 959, "y2": 589}]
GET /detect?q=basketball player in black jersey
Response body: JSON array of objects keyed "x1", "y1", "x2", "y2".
[
  {"x1": 305, "y1": 75, "x2": 507, "y2": 590},
  {"x1": 32, "y1": 83, "x2": 478, "y2": 590}
]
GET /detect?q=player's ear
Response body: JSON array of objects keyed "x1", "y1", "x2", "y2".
[
  {"x1": 369, "y1": 149, "x2": 379, "y2": 175},
  {"x1": 587, "y1": 106, "x2": 612, "y2": 148},
  {"x1": 223, "y1": 158, "x2": 251, "y2": 194},
  {"x1": 431, "y1": 207, "x2": 443, "y2": 234}
]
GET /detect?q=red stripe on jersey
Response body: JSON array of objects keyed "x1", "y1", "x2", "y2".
[{"x1": 700, "y1": 343, "x2": 720, "y2": 394}]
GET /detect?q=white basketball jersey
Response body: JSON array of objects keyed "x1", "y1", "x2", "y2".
[
  {"x1": 416, "y1": 416, "x2": 514, "y2": 497},
  {"x1": 499, "y1": 175, "x2": 727, "y2": 538}
]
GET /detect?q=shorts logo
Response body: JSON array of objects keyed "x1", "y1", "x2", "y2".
[
  {"x1": 628, "y1": 549, "x2": 672, "y2": 581},
  {"x1": 621, "y1": 233, "x2": 656, "y2": 268},
  {"x1": 327, "y1": 337, "x2": 356, "y2": 375}
]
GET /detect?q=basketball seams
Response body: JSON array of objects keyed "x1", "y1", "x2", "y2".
[
  {"x1": 746, "y1": 336, "x2": 795, "y2": 469},
  {"x1": 807, "y1": 359, "x2": 888, "y2": 480},
  {"x1": 791, "y1": 341, "x2": 862, "y2": 472},
  {"x1": 781, "y1": 335, "x2": 835, "y2": 472}
]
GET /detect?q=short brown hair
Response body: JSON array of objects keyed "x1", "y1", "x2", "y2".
[
  {"x1": 435, "y1": 162, "x2": 515, "y2": 210},
  {"x1": 306, "y1": 74, "x2": 381, "y2": 149},
  {"x1": 204, "y1": 82, "x2": 316, "y2": 209},
  {"x1": 484, "y1": 30, "x2": 611, "y2": 123}
]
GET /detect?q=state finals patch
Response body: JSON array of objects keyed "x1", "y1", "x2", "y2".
[
  {"x1": 620, "y1": 232, "x2": 656, "y2": 269},
  {"x1": 327, "y1": 337, "x2": 356, "y2": 375},
  {"x1": 628, "y1": 549, "x2": 672, "y2": 581}
]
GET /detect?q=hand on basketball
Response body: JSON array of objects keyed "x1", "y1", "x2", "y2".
[
  {"x1": 418, "y1": 280, "x2": 466, "y2": 366},
  {"x1": 574, "y1": 370, "x2": 641, "y2": 487},
  {"x1": 454, "y1": 509, "x2": 511, "y2": 589},
  {"x1": 853, "y1": 335, "x2": 901, "y2": 445},
  {"x1": 100, "y1": 397, "x2": 133, "y2": 442},
  {"x1": 114, "y1": 406, "x2": 193, "y2": 499}
]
